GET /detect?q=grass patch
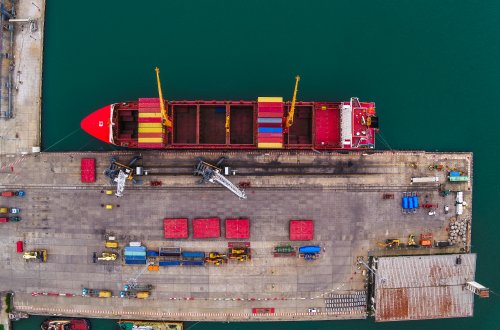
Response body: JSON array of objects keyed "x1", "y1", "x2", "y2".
[{"x1": 4, "y1": 292, "x2": 13, "y2": 313}]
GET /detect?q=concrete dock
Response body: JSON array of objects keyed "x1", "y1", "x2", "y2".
[{"x1": 0, "y1": 150, "x2": 474, "y2": 321}]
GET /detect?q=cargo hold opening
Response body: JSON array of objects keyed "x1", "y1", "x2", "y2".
[
  {"x1": 200, "y1": 105, "x2": 226, "y2": 144},
  {"x1": 230, "y1": 105, "x2": 254, "y2": 144},
  {"x1": 286, "y1": 105, "x2": 312, "y2": 145},
  {"x1": 173, "y1": 105, "x2": 196, "y2": 144}
]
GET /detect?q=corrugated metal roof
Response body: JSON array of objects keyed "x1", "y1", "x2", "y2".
[{"x1": 374, "y1": 254, "x2": 476, "y2": 322}]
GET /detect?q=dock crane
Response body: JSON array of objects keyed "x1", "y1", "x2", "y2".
[
  {"x1": 194, "y1": 158, "x2": 247, "y2": 200},
  {"x1": 154, "y1": 67, "x2": 173, "y2": 128},
  {"x1": 285, "y1": 75, "x2": 300, "y2": 131}
]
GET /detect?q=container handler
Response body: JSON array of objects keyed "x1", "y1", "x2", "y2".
[{"x1": 23, "y1": 249, "x2": 47, "y2": 262}]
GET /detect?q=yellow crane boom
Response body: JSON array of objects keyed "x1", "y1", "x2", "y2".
[
  {"x1": 285, "y1": 75, "x2": 300, "y2": 129},
  {"x1": 154, "y1": 67, "x2": 172, "y2": 128}
]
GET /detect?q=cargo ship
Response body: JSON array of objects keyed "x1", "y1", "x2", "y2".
[
  {"x1": 81, "y1": 70, "x2": 378, "y2": 150},
  {"x1": 118, "y1": 320, "x2": 183, "y2": 330},
  {"x1": 40, "y1": 318, "x2": 91, "y2": 330}
]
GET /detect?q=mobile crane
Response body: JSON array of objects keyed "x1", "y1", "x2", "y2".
[{"x1": 154, "y1": 67, "x2": 173, "y2": 129}]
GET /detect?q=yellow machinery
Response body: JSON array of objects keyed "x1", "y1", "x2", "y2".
[
  {"x1": 408, "y1": 234, "x2": 418, "y2": 247},
  {"x1": 377, "y1": 239, "x2": 400, "y2": 248},
  {"x1": 154, "y1": 67, "x2": 173, "y2": 128},
  {"x1": 225, "y1": 114, "x2": 230, "y2": 134},
  {"x1": 205, "y1": 252, "x2": 227, "y2": 266},
  {"x1": 23, "y1": 249, "x2": 47, "y2": 262},
  {"x1": 285, "y1": 75, "x2": 301, "y2": 129},
  {"x1": 97, "y1": 252, "x2": 117, "y2": 261},
  {"x1": 228, "y1": 247, "x2": 250, "y2": 262}
]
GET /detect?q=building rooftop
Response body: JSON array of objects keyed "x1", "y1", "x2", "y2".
[{"x1": 374, "y1": 254, "x2": 477, "y2": 322}]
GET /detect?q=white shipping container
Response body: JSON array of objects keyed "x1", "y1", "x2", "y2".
[
  {"x1": 411, "y1": 176, "x2": 439, "y2": 183},
  {"x1": 129, "y1": 241, "x2": 142, "y2": 247},
  {"x1": 456, "y1": 191, "x2": 464, "y2": 204},
  {"x1": 456, "y1": 203, "x2": 463, "y2": 215}
]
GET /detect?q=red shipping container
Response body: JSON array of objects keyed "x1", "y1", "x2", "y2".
[
  {"x1": 289, "y1": 220, "x2": 314, "y2": 241},
  {"x1": 193, "y1": 218, "x2": 220, "y2": 238},
  {"x1": 225, "y1": 219, "x2": 250, "y2": 239},
  {"x1": 164, "y1": 218, "x2": 189, "y2": 239},
  {"x1": 16, "y1": 241, "x2": 23, "y2": 253}
]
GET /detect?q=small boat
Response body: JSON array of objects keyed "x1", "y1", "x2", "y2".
[
  {"x1": 118, "y1": 320, "x2": 183, "y2": 330},
  {"x1": 40, "y1": 318, "x2": 91, "y2": 330}
]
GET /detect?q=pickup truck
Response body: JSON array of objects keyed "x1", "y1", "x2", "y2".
[{"x1": 1, "y1": 191, "x2": 25, "y2": 197}]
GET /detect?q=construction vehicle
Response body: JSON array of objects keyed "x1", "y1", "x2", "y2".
[
  {"x1": 284, "y1": 75, "x2": 300, "y2": 130},
  {"x1": 23, "y1": 249, "x2": 47, "y2": 262},
  {"x1": 104, "y1": 233, "x2": 119, "y2": 249},
  {"x1": 299, "y1": 246, "x2": 321, "y2": 260},
  {"x1": 154, "y1": 67, "x2": 172, "y2": 128},
  {"x1": 378, "y1": 239, "x2": 400, "y2": 248},
  {"x1": 97, "y1": 252, "x2": 117, "y2": 261},
  {"x1": 205, "y1": 252, "x2": 227, "y2": 266},
  {"x1": 408, "y1": 235, "x2": 419, "y2": 248},
  {"x1": 194, "y1": 158, "x2": 246, "y2": 199},
  {"x1": 228, "y1": 247, "x2": 251, "y2": 262},
  {"x1": 439, "y1": 184, "x2": 450, "y2": 197},
  {"x1": 82, "y1": 288, "x2": 112, "y2": 298}
]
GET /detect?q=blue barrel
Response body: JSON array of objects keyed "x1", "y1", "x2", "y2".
[
  {"x1": 299, "y1": 246, "x2": 321, "y2": 254},
  {"x1": 182, "y1": 260, "x2": 205, "y2": 266},
  {"x1": 181, "y1": 251, "x2": 205, "y2": 258},
  {"x1": 147, "y1": 250, "x2": 159, "y2": 257},
  {"x1": 159, "y1": 260, "x2": 181, "y2": 266},
  {"x1": 403, "y1": 197, "x2": 409, "y2": 209},
  {"x1": 408, "y1": 197, "x2": 414, "y2": 209},
  {"x1": 413, "y1": 196, "x2": 419, "y2": 208}
]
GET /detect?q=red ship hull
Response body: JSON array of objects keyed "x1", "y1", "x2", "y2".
[
  {"x1": 81, "y1": 97, "x2": 378, "y2": 150},
  {"x1": 41, "y1": 318, "x2": 91, "y2": 330}
]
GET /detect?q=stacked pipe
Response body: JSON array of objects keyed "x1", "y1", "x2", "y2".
[{"x1": 448, "y1": 218, "x2": 469, "y2": 245}]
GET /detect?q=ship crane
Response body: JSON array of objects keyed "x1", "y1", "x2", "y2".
[
  {"x1": 154, "y1": 67, "x2": 173, "y2": 128},
  {"x1": 194, "y1": 159, "x2": 247, "y2": 200},
  {"x1": 285, "y1": 75, "x2": 300, "y2": 130}
]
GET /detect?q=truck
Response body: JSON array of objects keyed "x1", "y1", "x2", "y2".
[
  {"x1": 119, "y1": 290, "x2": 150, "y2": 299},
  {"x1": 0, "y1": 216, "x2": 20, "y2": 222},
  {"x1": 299, "y1": 245, "x2": 321, "y2": 260},
  {"x1": 123, "y1": 284, "x2": 153, "y2": 291},
  {"x1": 82, "y1": 288, "x2": 112, "y2": 298},
  {"x1": 1, "y1": 191, "x2": 25, "y2": 197},
  {"x1": 0, "y1": 207, "x2": 20, "y2": 214}
]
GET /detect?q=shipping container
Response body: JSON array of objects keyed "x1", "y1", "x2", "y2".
[
  {"x1": 411, "y1": 177, "x2": 439, "y2": 183},
  {"x1": 159, "y1": 260, "x2": 181, "y2": 266},
  {"x1": 159, "y1": 247, "x2": 181, "y2": 256},
  {"x1": 147, "y1": 250, "x2": 159, "y2": 257},
  {"x1": 124, "y1": 246, "x2": 146, "y2": 252},
  {"x1": 181, "y1": 251, "x2": 205, "y2": 259},
  {"x1": 449, "y1": 171, "x2": 461, "y2": 177},
  {"x1": 125, "y1": 259, "x2": 147, "y2": 265},
  {"x1": 299, "y1": 246, "x2": 321, "y2": 254},
  {"x1": 0, "y1": 217, "x2": 8, "y2": 222},
  {"x1": 456, "y1": 191, "x2": 464, "y2": 203},
  {"x1": 449, "y1": 176, "x2": 469, "y2": 182},
  {"x1": 182, "y1": 260, "x2": 205, "y2": 266},
  {"x1": 456, "y1": 203, "x2": 464, "y2": 215}
]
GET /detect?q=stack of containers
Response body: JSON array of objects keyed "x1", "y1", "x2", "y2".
[
  {"x1": 124, "y1": 246, "x2": 147, "y2": 265},
  {"x1": 137, "y1": 98, "x2": 164, "y2": 148},
  {"x1": 257, "y1": 97, "x2": 284, "y2": 148}
]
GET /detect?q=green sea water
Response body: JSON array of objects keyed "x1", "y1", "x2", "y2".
[{"x1": 19, "y1": 0, "x2": 500, "y2": 329}]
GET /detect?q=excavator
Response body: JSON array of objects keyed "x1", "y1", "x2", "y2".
[
  {"x1": 284, "y1": 75, "x2": 300, "y2": 132},
  {"x1": 154, "y1": 67, "x2": 172, "y2": 129},
  {"x1": 377, "y1": 239, "x2": 400, "y2": 248}
]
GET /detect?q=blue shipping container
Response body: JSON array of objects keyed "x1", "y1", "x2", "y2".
[
  {"x1": 124, "y1": 255, "x2": 146, "y2": 260},
  {"x1": 449, "y1": 171, "x2": 460, "y2": 177},
  {"x1": 413, "y1": 196, "x2": 419, "y2": 209},
  {"x1": 182, "y1": 260, "x2": 205, "y2": 266},
  {"x1": 125, "y1": 259, "x2": 147, "y2": 265},
  {"x1": 181, "y1": 251, "x2": 205, "y2": 258},
  {"x1": 124, "y1": 246, "x2": 146, "y2": 252},
  {"x1": 299, "y1": 246, "x2": 321, "y2": 254},
  {"x1": 147, "y1": 250, "x2": 159, "y2": 257},
  {"x1": 258, "y1": 127, "x2": 282, "y2": 133},
  {"x1": 159, "y1": 260, "x2": 181, "y2": 266},
  {"x1": 403, "y1": 197, "x2": 409, "y2": 209}
]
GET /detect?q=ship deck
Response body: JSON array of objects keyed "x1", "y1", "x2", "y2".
[{"x1": 0, "y1": 150, "x2": 473, "y2": 321}]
